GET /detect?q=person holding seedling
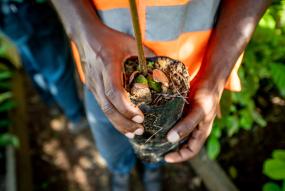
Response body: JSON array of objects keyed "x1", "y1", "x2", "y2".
[{"x1": 52, "y1": 0, "x2": 271, "y2": 190}]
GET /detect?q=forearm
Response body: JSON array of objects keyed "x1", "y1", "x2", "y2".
[
  {"x1": 50, "y1": 0, "x2": 103, "y2": 40},
  {"x1": 197, "y1": 0, "x2": 272, "y2": 95}
]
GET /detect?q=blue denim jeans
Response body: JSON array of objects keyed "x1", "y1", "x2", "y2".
[
  {"x1": 0, "y1": 1, "x2": 84, "y2": 122},
  {"x1": 84, "y1": 87, "x2": 162, "y2": 174}
]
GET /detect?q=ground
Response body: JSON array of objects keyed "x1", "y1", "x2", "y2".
[
  {"x1": 25, "y1": 77, "x2": 207, "y2": 191},
  {"x1": 218, "y1": 88, "x2": 285, "y2": 191},
  {"x1": 218, "y1": 101, "x2": 285, "y2": 191},
  {"x1": 24, "y1": 75, "x2": 285, "y2": 191}
]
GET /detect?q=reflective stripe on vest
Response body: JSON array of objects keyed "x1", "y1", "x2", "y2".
[{"x1": 72, "y1": 0, "x2": 242, "y2": 91}]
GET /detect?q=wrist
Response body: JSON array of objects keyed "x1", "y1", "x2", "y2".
[{"x1": 194, "y1": 68, "x2": 226, "y2": 95}]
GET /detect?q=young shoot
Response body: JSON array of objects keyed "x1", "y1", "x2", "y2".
[{"x1": 128, "y1": 0, "x2": 147, "y2": 75}]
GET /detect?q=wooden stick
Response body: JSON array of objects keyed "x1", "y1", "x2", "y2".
[
  {"x1": 128, "y1": 0, "x2": 147, "y2": 75},
  {"x1": 189, "y1": 149, "x2": 239, "y2": 191}
]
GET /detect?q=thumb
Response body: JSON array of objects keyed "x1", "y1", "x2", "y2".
[{"x1": 167, "y1": 104, "x2": 205, "y2": 143}]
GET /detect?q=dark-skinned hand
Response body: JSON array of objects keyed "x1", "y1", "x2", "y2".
[
  {"x1": 74, "y1": 24, "x2": 154, "y2": 139},
  {"x1": 165, "y1": 78, "x2": 221, "y2": 162}
]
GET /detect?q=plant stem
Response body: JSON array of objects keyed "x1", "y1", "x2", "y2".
[{"x1": 128, "y1": 0, "x2": 147, "y2": 75}]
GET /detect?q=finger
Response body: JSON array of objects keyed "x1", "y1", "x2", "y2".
[
  {"x1": 185, "y1": 118, "x2": 214, "y2": 156},
  {"x1": 103, "y1": 65, "x2": 145, "y2": 124},
  {"x1": 167, "y1": 104, "x2": 205, "y2": 143},
  {"x1": 87, "y1": 73, "x2": 144, "y2": 137},
  {"x1": 164, "y1": 128, "x2": 205, "y2": 163},
  {"x1": 164, "y1": 145, "x2": 193, "y2": 163},
  {"x1": 165, "y1": 119, "x2": 214, "y2": 163},
  {"x1": 100, "y1": 96, "x2": 144, "y2": 136}
]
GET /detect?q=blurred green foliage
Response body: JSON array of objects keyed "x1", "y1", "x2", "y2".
[
  {"x1": 207, "y1": 0, "x2": 285, "y2": 159},
  {"x1": 0, "y1": 63, "x2": 19, "y2": 147},
  {"x1": 262, "y1": 149, "x2": 285, "y2": 191},
  {"x1": 0, "y1": 33, "x2": 20, "y2": 148}
]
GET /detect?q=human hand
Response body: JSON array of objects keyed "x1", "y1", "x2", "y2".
[
  {"x1": 74, "y1": 24, "x2": 154, "y2": 138},
  {"x1": 164, "y1": 78, "x2": 222, "y2": 162}
]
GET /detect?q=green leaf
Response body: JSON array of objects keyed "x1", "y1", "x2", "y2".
[
  {"x1": 211, "y1": 123, "x2": 221, "y2": 138},
  {"x1": 282, "y1": 180, "x2": 285, "y2": 191},
  {"x1": 225, "y1": 116, "x2": 239, "y2": 137},
  {"x1": 0, "y1": 70, "x2": 12, "y2": 81},
  {"x1": 244, "y1": 49, "x2": 256, "y2": 67},
  {"x1": 147, "y1": 61, "x2": 155, "y2": 69},
  {"x1": 273, "y1": 150, "x2": 285, "y2": 160},
  {"x1": 259, "y1": 12, "x2": 276, "y2": 29},
  {"x1": 270, "y1": 63, "x2": 285, "y2": 97},
  {"x1": 252, "y1": 110, "x2": 267, "y2": 127},
  {"x1": 134, "y1": 75, "x2": 148, "y2": 85},
  {"x1": 0, "y1": 133, "x2": 19, "y2": 148},
  {"x1": 0, "y1": 92, "x2": 12, "y2": 103},
  {"x1": 0, "y1": 33, "x2": 21, "y2": 69},
  {"x1": 147, "y1": 76, "x2": 162, "y2": 92},
  {"x1": 263, "y1": 159, "x2": 285, "y2": 180},
  {"x1": 239, "y1": 109, "x2": 253, "y2": 130},
  {"x1": 206, "y1": 136, "x2": 221, "y2": 160},
  {"x1": 263, "y1": 182, "x2": 281, "y2": 191},
  {"x1": 0, "y1": 100, "x2": 16, "y2": 112}
]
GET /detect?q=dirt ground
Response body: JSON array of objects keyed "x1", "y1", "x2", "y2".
[
  {"x1": 25, "y1": 77, "x2": 207, "y2": 191},
  {"x1": 22, "y1": 73, "x2": 285, "y2": 191},
  {"x1": 218, "y1": 90, "x2": 285, "y2": 191}
]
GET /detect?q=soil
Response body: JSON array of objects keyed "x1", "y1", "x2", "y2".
[
  {"x1": 124, "y1": 56, "x2": 190, "y2": 162},
  {"x1": 218, "y1": 88, "x2": 285, "y2": 191},
  {"x1": 24, "y1": 76, "x2": 206, "y2": 191}
]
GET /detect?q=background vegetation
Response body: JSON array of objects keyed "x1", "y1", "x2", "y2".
[
  {"x1": 0, "y1": 33, "x2": 20, "y2": 148},
  {"x1": 205, "y1": 1, "x2": 285, "y2": 190},
  {"x1": 207, "y1": 0, "x2": 285, "y2": 159}
]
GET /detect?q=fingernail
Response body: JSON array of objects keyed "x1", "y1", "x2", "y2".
[
  {"x1": 132, "y1": 115, "x2": 144, "y2": 123},
  {"x1": 164, "y1": 156, "x2": 175, "y2": 163},
  {"x1": 167, "y1": 131, "x2": 180, "y2": 143},
  {"x1": 134, "y1": 128, "x2": 144, "y2": 135},
  {"x1": 125, "y1": 132, "x2": 135, "y2": 139}
]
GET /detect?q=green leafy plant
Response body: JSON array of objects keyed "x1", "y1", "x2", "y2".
[
  {"x1": 0, "y1": 64, "x2": 18, "y2": 147},
  {"x1": 262, "y1": 149, "x2": 285, "y2": 191},
  {"x1": 206, "y1": 1, "x2": 285, "y2": 160},
  {"x1": 0, "y1": 33, "x2": 19, "y2": 148},
  {"x1": 0, "y1": 133, "x2": 19, "y2": 148}
]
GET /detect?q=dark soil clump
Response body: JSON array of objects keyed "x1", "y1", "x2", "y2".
[{"x1": 124, "y1": 56, "x2": 190, "y2": 162}]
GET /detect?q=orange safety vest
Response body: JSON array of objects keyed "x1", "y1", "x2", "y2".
[{"x1": 72, "y1": 0, "x2": 242, "y2": 91}]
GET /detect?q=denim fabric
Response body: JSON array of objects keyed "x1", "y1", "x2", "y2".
[
  {"x1": 84, "y1": 87, "x2": 162, "y2": 174},
  {"x1": 0, "y1": 2, "x2": 84, "y2": 122}
]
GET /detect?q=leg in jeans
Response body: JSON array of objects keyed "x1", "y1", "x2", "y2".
[
  {"x1": 0, "y1": 2, "x2": 84, "y2": 123},
  {"x1": 0, "y1": 2, "x2": 54, "y2": 105},
  {"x1": 84, "y1": 87, "x2": 162, "y2": 191},
  {"x1": 84, "y1": 87, "x2": 136, "y2": 174}
]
